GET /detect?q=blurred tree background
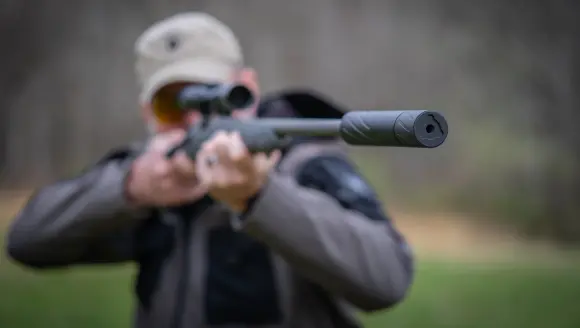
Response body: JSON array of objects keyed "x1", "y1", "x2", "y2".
[
  {"x1": 2, "y1": 0, "x2": 580, "y2": 242},
  {"x1": 1, "y1": 0, "x2": 580, "y2": 327}
]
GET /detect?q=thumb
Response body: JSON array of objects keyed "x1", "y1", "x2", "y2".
[
  {"x1": 267, "y1": 150, "x2": 282, "y2": 171},
  {"x1": 255, "y1": 150, "x2": 281, "y2": 175}
]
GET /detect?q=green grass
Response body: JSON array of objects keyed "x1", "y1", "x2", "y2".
[
  {"x1": 2, "y1": 257, "x2": 580, "y2": 328},
  {"x1": 365, "y1": 260, "x2": 580, "y2": 328},
  {"x1": 0, "y1": 264, "x2": 135, "y2": 328}
]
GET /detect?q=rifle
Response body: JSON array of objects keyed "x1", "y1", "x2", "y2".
[{"x1": 166, "y1": 83, "x2": 448, "y2": 159}]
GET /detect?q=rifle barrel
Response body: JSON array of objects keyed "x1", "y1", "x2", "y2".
[{"x1": 255, "y1": 119, "x2": 342, "y2": 137}]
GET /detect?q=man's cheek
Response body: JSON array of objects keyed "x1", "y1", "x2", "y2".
[
  {"x1": 185, "y1": 111, "x2": 202, "y2": 124},
  {"x1": 154, "y1": 123, "x2": 188, "y2": 134}
]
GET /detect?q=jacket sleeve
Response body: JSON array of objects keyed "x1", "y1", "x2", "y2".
[
  {"x1": 233, "y1": 155, "x2": 415, "y2": 312},
  {"x1": 5, "y1": 148, "x2": 154, "y2": 269}
]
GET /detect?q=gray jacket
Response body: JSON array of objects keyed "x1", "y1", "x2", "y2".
[{"x1": 6, "y1": 138, "x2": 414, "y2": 328}]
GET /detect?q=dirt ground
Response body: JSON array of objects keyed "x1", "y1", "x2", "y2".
[
  {"x1": 0, "y1": 190, "x2": 569, "y2": 262},
  {"x1": 392, "y1": 212, "x2": 565, "y2": 262}
]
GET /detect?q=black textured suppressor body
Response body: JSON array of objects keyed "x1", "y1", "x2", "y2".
[{"x1": 340, "y1": 110, "x2": 447, "y2": 148}]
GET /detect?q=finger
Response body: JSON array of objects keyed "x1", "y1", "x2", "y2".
[
  {"x1": 202, "y1": 131, "x2": 231, "y2": 166},
  {"x1": 206, "y1": 130, "x2": 229, "y2": 149},
  {"x1": 201, "y1": 146, "x2": 230, "y2": 189},
  {"x1": 253, "y1": 153, "x2": 268, "y2": 167},
  {"x1": 195, "y1": 149, "x2": 214, "y2": 187},
  {"x1": 200, "y1": 137, "x2": 216, "y2": 154},
  {"x1": 264, "y1": 150, "x2": 282, "y2": 173},
  {"x1": 172, "y1": 151, "x2": 196, "y2": 177},
  {"x1": 196, "y1": 139, "x2": 218, "y2": 170},
  {"x1": 268, "y1": 150, "x2": 282, "y2": 167},
  {"x1": 212, "y1": 166, "x2": 229, "y2": 189},
  {"x1": 148, "y1": 130, "x2": 186, "y2": 153},
  {"x1": 213, "y1": 137, "x2": 232, "y2": 166},
  {"x1": 215, "y1": 142, "x2": 230, "y2": 163},
  {"x1": 182, "y1": 182, "x2": 209, "y2": 201},
  {"x1": 254, "y1": 150, "x2": 281, "y2": 174},
  {"x1": 228, "y1": 132, "x2": 250, "y2": 162},
  {"x1": 224, "y1": 134, "x2": 253, "y2": 179},
  {"x1": 199, "y1": 129, "x2": 232, "y2": 153}
]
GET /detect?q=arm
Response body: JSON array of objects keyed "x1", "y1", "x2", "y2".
[
  {"x1": 233, "y1": 155, "x2": 414, "y2": 312},
  {"x1": 5, "y1": 148, "x2": 153, "y2": 269}
]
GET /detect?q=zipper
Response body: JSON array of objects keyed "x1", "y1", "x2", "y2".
[{"x1": 169, "y1": 197, "x2": 214, "y2": 328}]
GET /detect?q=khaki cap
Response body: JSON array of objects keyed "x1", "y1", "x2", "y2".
[{"x1": 134, "y1": 12, "x2": 243, "y2": 103}]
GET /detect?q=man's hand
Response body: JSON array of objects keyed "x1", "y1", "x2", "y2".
[
  {"x1": 125, "y1": 130, "x2": 208, "y2": 207},
  {"x1": 196, "y1": 131, "x2": 281, "y2": 212}
]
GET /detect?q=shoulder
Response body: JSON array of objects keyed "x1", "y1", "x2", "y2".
[
  {"x1": 291, "y1": 151, "x2": 409, "y2": 248},
  {"x1": 292, "y1": 150, "x2": 388, "y2": 222},
  {"x1": 56, "y1": 141, "x2": 145, "y2": 184},
  {"x1": 94, "y1": 141, "x2": 145, "y2": 166},
  {"x1": 296, "y1": 154, "x2": 378, "y2": 201}
]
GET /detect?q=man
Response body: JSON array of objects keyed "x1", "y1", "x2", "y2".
[{"x1": 6, "y1": 12, "x2": 414, "y2": 328}]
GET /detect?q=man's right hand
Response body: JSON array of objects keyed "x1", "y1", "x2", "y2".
[{"x1": 125, "y1": 130, "x2": 208, "y2": 207}]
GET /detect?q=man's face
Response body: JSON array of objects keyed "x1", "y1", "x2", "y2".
[{"x1": 144, "y1": 68, "x2": 260, "y2": 134}]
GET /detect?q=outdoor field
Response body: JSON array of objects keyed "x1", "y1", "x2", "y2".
[
  {"x1": 2, "y1": 250, "x2": 580, "y2": 328},
  {"x1": 2, "y1": 205, "x2": 580, "y2": 328},
  {"x1": 3, "y1": 1, "x2": 580, "y2": 327}
]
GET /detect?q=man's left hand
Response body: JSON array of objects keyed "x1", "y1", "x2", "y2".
[{"x1": 196, "y1": 131, "x2": 281, "y2": 212}]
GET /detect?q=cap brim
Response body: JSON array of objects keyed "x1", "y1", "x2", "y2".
[{"x1": 139, "y1": 59, "x2": 234, "y2": 103}]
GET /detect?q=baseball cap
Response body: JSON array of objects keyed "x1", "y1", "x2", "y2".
[{"x1": 134, "y1": 12, "x2": 244, "y2": 104}]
